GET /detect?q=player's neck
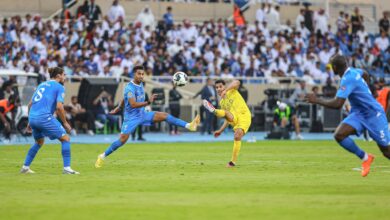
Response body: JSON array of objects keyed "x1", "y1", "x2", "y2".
[{"x1": 132, "y1": 80, "x2": 141, "y2": 85}]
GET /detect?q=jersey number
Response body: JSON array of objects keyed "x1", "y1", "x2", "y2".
[{"x1": 33, "y1": 88, "x2": 45, "y2": 102}]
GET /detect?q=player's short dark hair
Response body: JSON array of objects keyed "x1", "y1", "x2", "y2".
[
  {"x1": 215, "y1": 79, "x2": 226, "y2": 85},
  {"x1": 48, "y1": 67, "x2": 64, "y2": 79},
  {"x1": 330, "y1": 55, "x2": 347, "y2": 71},
  {"x1": 133, "y1": 65, "x2": 144, "y2": 73}
]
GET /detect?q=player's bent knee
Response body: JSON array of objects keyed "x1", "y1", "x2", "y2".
[
  {"x1": 59, "y1": 135, "x2": 70, "y2": 142},
  {"x1": 234, "y1": 130, "x2": 244, "y2": 141},
  {"x1": 334, "y1": 132, "x2": 347, "y2": 142},
  {"x1": 36, "y1": 139, "x2": 44, "y2": 146},
  {"x1": 119, "y1": 134, "x2": 129, "y2": 144}
]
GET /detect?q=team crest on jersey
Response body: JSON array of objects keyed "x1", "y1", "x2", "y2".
[
  {"x1": 128, "y1": 92, "x2": 132, "y2": 97},
  {"x1": 340, "y1": 86, "x2": 346, "y2": 91}
]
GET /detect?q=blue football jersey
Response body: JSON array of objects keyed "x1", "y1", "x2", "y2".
[
  {"x1": 29, "y1": 80, "x2": 65, "y2": 119},
  {"x1": 123, "y1": 81, "x2": 145, "y2": 121},
  {"x1": 336, "y1": 68, "x2": 383, "y2": 116}
]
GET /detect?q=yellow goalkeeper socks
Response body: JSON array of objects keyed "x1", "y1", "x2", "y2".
[
  {"x1": 231, "y1": 140, "x2": 242, "y2": 163},
  {"x1": 215, "y1": 109, "x2": 226, "y2": 118}
]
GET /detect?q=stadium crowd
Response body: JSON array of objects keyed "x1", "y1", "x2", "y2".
[{"x1": 0, "y1": 0, "x2": 389, "y2": 87}]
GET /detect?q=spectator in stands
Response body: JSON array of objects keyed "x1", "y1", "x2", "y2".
[
  {"x1": 107, "y1": 0, "x2": 125, "y2": 23},
  {"x1": 67, "y1": 96, "x2": 96, "y2": 136},
  {"x1": 92, "y1": 90, "x2": 119, "y2": 133},
  {"x1": 163, "y1": 6, "x2": 174, "y2": 30},
  {"x1": 169, "y1": 82, "x2": 183, "y2": 135},
  {"x1": 136, "y1": 6, "x2": 155, "y2": 31},
  {"x1": 303, "y1": 3, "x2": 314, "y2": 32},
  {"x1": 0, "y1": 4, "x2": 389, "y2": 84},
  {"x1": 337, "y1": 11, "x2": 346, "y2": 32},
  {"x1": 266, "y1": 5, "x2": 281, "y2": 31},
  {"x1": 193, "y1": 78, "x2": 217, "y2": 135},
  {"x1": 351, "y1": 7, "x2": 364, "y2": 34},
  {"x1": 87, "y1": 0, "x2": 102, "y2": 21},
  {"x1": 76, "y1": 0, "x2": 89, "y2": 18},
  {"x1": 314, "y1": 9, "x2": 328, "y2": 37},
  {"x1": 256, "y1": 3, "x2": 266, "y2": 23},
  {"x1": 379, "y1": 12, "x2": 389, "y2": 34},
  {"x1": 296, "y1": 9, "x2": 305, "y2": 29},
  {"x1": 375, "y1": 31, "x2": 390, "y2": 52}
]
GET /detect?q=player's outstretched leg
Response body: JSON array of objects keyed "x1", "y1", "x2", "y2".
[
  {"x1": 20, "y1": 138, "x2": 45, "y2": 174},
  {"x1": 153, "y1": 112, "x2": 200, "y2": 132},
  {"x1": 334, "y1": 123, "x2": 373, "y2": 177},
  {"x1": 95, "y1": 134, "x2": 128, "y2": 168},
  {"x1": 59, "y1": 135, "x2": 79, "y2": 174},
  {"x1": 227, "y1": 128, "x2": 244, "y2": 168},
  {"x1": 203, "y1": 100, "x2": 234, "y2": 122}
]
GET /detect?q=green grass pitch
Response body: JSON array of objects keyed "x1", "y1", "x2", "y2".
[{"x1": 1, "y1": 140, "x2": 390, "y2": 220}]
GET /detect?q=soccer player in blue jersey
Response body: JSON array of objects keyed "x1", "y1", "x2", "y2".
[
  {"x1": 306, "y1": 55, "x2": 390, "y2": 177},
  {"x1": 20, "y1": 67, "x2": 79, "y2": 174},
  {"x1": 95, "y1": 66, "x2": 200, "y2": 168}
]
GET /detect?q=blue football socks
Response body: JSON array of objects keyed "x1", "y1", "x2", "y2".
[
  {"x1": 166, "y1": 114, "x2": 187, "y2": 128},
  {"x1": 24, "y1": 143, "x2": 41, "y2": 166},
  {"x1": 338, "y1": 137, "x2": 366, "y2": 160},
  {"x1": 61, "y1": 141, "x2": 71, "y2": 167},
  {"x1": 104, "y1": 140, "x2": 124, "y2": 157}
]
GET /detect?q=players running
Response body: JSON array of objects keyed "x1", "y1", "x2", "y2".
[
  {"x1": 95, "y1": 66, "x2": 200, "y2": 168},
  {"x1": 306, "y1": 55, "x2": 390, "y2": 177},
  {"x1": 21, "y1": 67, "x2": 79, "y2": 174},
  {"x1": 203, "y1": 79, "x2": 252, "y2": 167}
]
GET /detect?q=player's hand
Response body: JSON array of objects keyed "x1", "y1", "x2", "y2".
[
  {"x1": 305, "y1": 93, "x2": 317, "y2": 104},
  {"x1": 63, "y1": 122, "x2": 72, "y2": 134},
  {"x1": 149, "y1": 94, "x2": 158, "y2": 103},
  {"x1": 109, "y1": 107, "x2": 120, "y2": 115},
  {"x1": 26, "y1": 123, "x2": 32, "y2": 134},
  {"x1": 214, "y1": 130, "x2": 222, "y2": 138}
]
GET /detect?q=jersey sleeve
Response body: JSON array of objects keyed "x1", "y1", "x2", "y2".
[
  {"x1": 336, "y1": 77, "x2": 355, "y2": 99},
  {"x1": 57, "y1": 85, "x2": 65, "y2": 103},
  {"x1": 126, "y1": 85, "x2": 136, "y2": 101}
]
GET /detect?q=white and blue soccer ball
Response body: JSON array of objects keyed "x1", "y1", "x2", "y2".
[{"x1": 172, "y1": 72, "x2": 189, "y2": 87}]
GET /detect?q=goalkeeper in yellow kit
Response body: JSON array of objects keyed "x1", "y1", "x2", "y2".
[{"x1": 203, "y1": 79, "x2": 252, "y2": 167}]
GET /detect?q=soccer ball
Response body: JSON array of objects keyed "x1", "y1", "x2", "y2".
[{"x1": 172, "y1": 72, "x2": 189, "y2": 87}]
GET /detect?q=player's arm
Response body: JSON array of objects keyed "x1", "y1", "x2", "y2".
[
  {"x1": 221, "y1": 80, "x2": 240, "y2": 97},
  {"x1": 128, "y1": 94, "x2": 157, "y2": 108},
  {"x1": 109, "y1": 99, "x2": 125, "y2": 114},
  {"x1": 225, "y1": 80, "x2": 240, "y2": 92},
  {"x1": 56, "y1": 102, "x2": 71, "y2": 133},
  {"x1": 214, "y1": 120, "x2": 229, "y2": 138},
  {"x1": 305, "y1": 94, "x2": 346, "y2": 109},
  {"x1": 56, "y1": 87, "x2": 71, "y2": 133}
]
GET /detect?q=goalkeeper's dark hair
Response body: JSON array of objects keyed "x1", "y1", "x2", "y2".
[
  {"x1": 133, "y1": 65, "x2": 144, "y2": 73},
  {"x1": 215, "y1": 79, "x2": 226, "y2": 85},
  {"x1": 48, "y1": 67, "x2": 64, "y2": 79}
]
